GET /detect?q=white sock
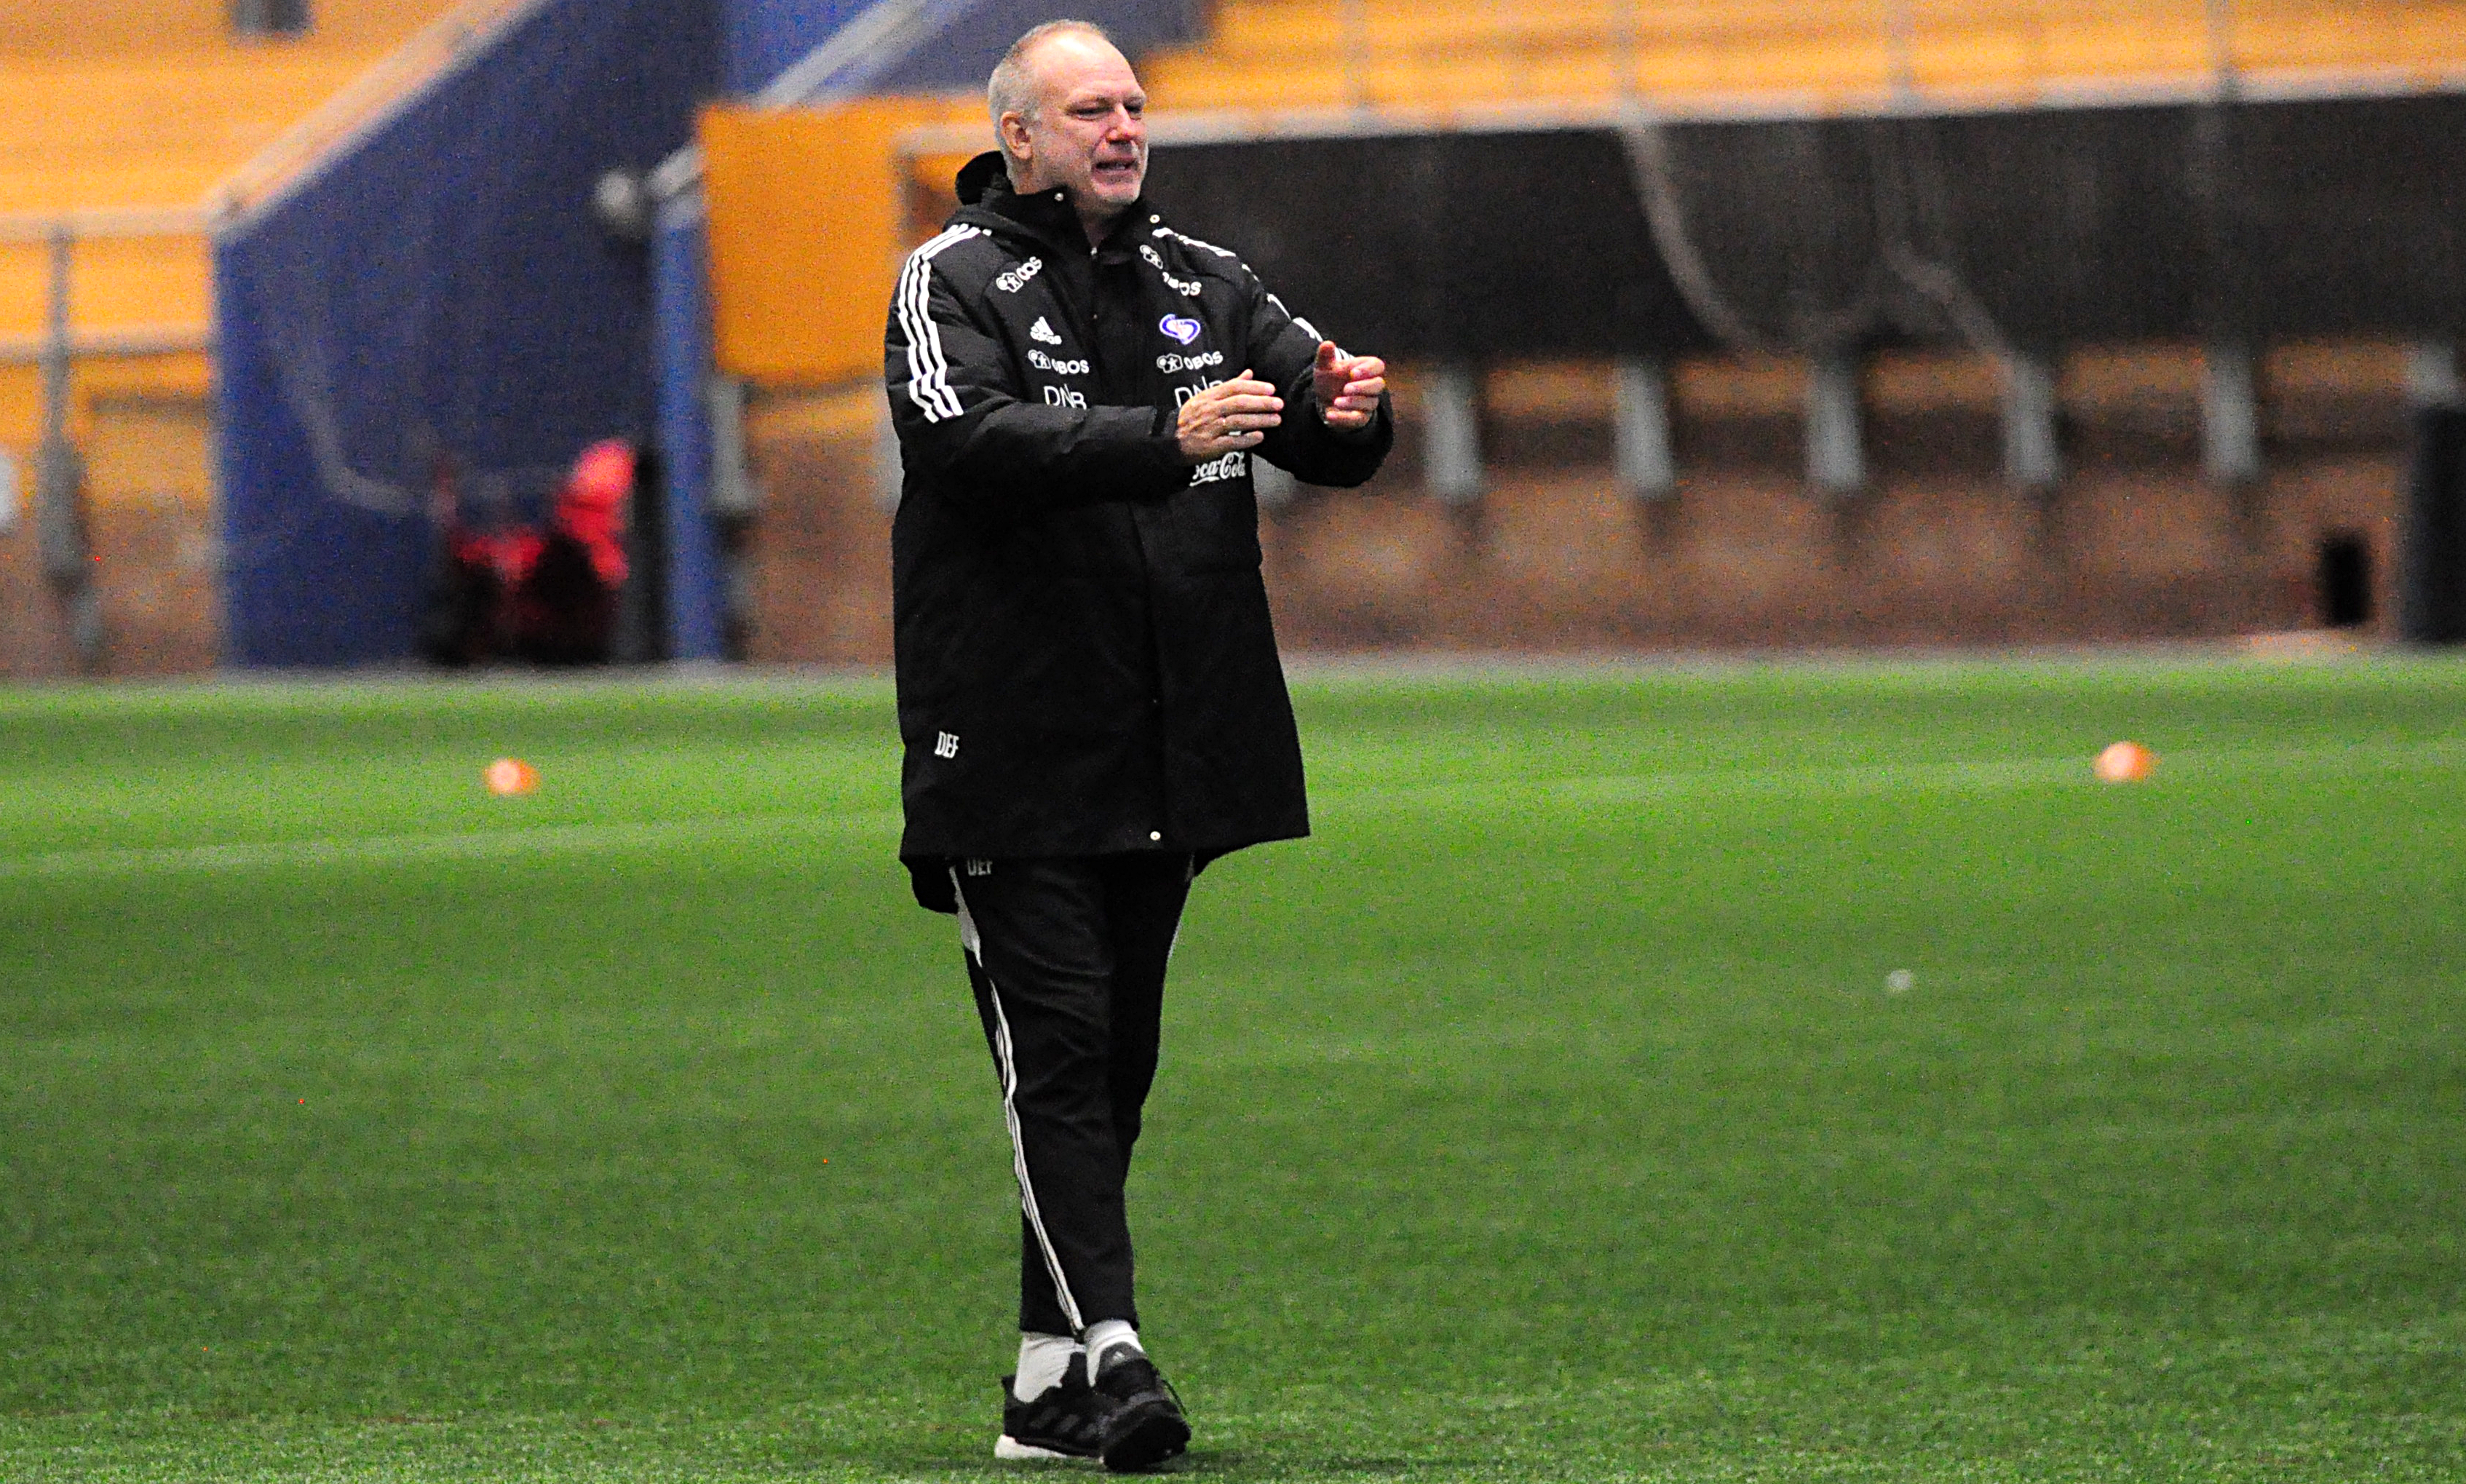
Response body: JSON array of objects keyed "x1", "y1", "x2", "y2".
[
  {"x1": 1013, "y1": 1332, "x2": 1079, "y2": 1402},
  {"x1": 1082, "y1": 1319, "x2": 1142, "y2": 1383}
]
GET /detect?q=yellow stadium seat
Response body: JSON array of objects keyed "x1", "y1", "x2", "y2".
[
  {"x1": 1142, "y1": 0, "x2": 2466, "y2": 113},
  {"x1": 0, "y1": 0, "x2": 454, "y2": 60},
  {"x1": 0, "y1": 4, "x2": 459, "y2": 354}
]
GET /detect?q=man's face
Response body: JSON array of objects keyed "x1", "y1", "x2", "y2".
[{"x1": 1006, "y1": 33, "x2": 1147, "y2": 213}]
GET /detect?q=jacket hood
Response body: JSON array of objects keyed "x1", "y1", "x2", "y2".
[{"x1": 954, "y1": 150, "x2": 1010, "y2": 206}]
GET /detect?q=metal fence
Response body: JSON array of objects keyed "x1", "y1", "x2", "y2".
[
  {"x1": 0, "y1": 209, "x2": 213, "y2": 665},
  {"x1": 0, "y1": 0, "x2": 548, "y2": 671}
]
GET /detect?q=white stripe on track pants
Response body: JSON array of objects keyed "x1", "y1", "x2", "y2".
[{"x1": 950, "y1": 851, "x2": 1194, "y2": 1336}]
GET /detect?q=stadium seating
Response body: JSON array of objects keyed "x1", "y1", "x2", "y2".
[
  {"x1": 0, "y1": 0, "x2": 464, "y2": 408},
  {"x1": 0, "y1": 0, "x2": 464, "y2": 335},
  {"x1": 0, "y1": 0, "x2": 453, "y2": 60},
  {"x1": 1138, "y1": 0, "x2": 2466, "y2": 112},
  {"x1": 0, "y1": 0, "x2": 463, "y2": 673},
  {"x1": 0, "y1": 55, "x2": 384, "y2": 208}
]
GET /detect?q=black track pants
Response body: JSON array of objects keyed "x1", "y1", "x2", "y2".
[{"x1": 950, "y1": 852, "x2": 1194, "y2": 1337}]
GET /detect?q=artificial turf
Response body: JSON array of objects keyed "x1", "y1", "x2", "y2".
[{"x1": 1, "y1": 657, "x2": 2462, "y2": 1481}]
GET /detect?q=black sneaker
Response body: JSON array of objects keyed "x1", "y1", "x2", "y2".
[
  {"x1": 996, "y1": 1368, "x2": 1109, "y2": 1461},
  {"x1": 1091, "y1": 1347, "x2": 1189, "y2": 1473}
]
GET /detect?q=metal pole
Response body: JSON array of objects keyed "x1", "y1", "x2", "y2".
[
  {"x1": 37, "y1": 226, "x2": 71, "y2": 467},
  {"x1": 2205, "y1": 0, "x2": 2239, "y2": 99},
  {"x1": 2405, "y1": 342, "x2": 2465, "y2": 410},
  {"x1": 2002, "y1": 352, "x2": 2063, "y2": 494},
  {"x1": 2203, "y1": 341, "x2": 2264, "y2": 486},
  {"x1": 1424, "y1": 364, "x2": 1486, "y2": 507},
  {"x1": 1613, "y1": 355, "x2": 1676, "y2": 500},
  {"x1": 1806, "y1": 349, "x2": 1868, "y2": 496},
  {"x1": 33, "y1": 222, "x2": 100, "y2": 668},
  {"x1": 1887, "y1": 0, "x2": 1917, "y2": 108},
  {"x1": 1340, "y1": 0, "x2": 1371, "y2": 111},
  {"x1": 1610, "y1": 0, "x2": 1638, "y2": 103},
  {"x1": 649, "y1": 188, "x2": 727, "y2": 662}
]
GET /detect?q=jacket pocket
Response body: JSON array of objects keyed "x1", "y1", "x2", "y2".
[{"x1": 1148, "y1": 480, "x2": 1262, "y2": 575}]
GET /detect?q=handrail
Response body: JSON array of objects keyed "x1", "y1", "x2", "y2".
[
  {"x1": 9, "y1": 1, "x2": 2466, "y2": 324},
  {"x1": 755, "y1": 0, "x2": 970, "y2": 110},
  {"x1": 0, "y1": 1, "x2": 556, "y2": 250},
  {"x1": 0, "y1": 213, "x2": 218, "y2": 361},
  {"x1": 0, "y1": 0, "x2": 560, "y2": 357},
  {"x1": 0, "y1": 325, "x2": 214, "y2": 364},
  {"x1": 0, "y1": 207, "x2": 215, "y2": 245},
  {"x1": 205, "y1": 0, "x2": 558, "y2": 226}
]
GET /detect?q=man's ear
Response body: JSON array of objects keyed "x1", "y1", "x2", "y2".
[{"x1": 999, "y1": 112, "x2": 1034, "y2": 172}]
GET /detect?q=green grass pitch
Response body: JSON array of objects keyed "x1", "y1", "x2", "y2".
[{"x1": 3, "y1": 657, "x2": 2462, "y2": 1481}]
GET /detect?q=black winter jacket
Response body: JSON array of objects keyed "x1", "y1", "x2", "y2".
[{"x1": 885, "y1": 152, "x2": 1393, "y2": 907}]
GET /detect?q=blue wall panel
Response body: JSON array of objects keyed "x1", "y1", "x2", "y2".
[
  {"x1": 215, "y1": 0, "x2": 718, "y2": 667},
  {"x1": 724, "y1": 0, "x2": 1203, "y2": 99},
  {"x1": 869, "y1": 0, "x2": 1202, "y2": 92},
  {"x1": 651, "y1": 199, "x2": 727, "y2": 662},
  {"x1": 725, "y1": 0, "x2": 873, "y2": 96}
]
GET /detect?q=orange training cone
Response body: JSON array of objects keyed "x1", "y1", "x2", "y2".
[
  {"x1": 2093, "y1": 741, "x2": 2154, "y2": 784},
  {"x1": 485, "y1": 758, "x2": 539, "y2": 796}
]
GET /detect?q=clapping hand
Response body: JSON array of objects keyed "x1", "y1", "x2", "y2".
[
  {"x1": 1175, "y1": 371, "x2": 1282, "y2": 463},
  {"x1": 1312, "y1": 341, "x2": 1387, "y2": 432}
]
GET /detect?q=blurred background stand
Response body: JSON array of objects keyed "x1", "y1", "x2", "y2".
[
  {"x1": 12, "y1": 0, "x2": 2466, "y2": 675},
  {"x1": 2400, "y1": 347, "x2": 2466, "y2": 644}
]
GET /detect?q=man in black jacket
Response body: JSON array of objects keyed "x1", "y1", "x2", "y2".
[{"x1": 883, "y1": 18, "x2": 1393, "y2": 1473}]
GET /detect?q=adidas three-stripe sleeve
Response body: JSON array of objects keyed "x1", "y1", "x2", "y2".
[{"x1": 887, "y1": 231, "x2": 1191, "y2": 515}]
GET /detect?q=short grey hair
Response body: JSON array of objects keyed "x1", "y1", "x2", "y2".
[{"x1": 988, "y1": 20, "x2": 1117, "y2": 176}]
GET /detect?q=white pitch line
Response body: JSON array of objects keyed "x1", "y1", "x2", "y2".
[
  {"x1": 3, "y1": 737, "x2": 2459, "y2": 881},
  {"x1": 1309, "y1": 736, "x2": 2466, "y2": 815},
  {"x1": 0, "y1": 809, "x2": 902, "y2": 882}
]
